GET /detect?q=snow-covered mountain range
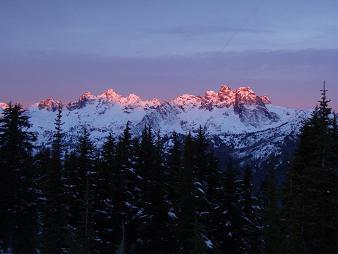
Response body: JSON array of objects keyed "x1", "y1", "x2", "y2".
[{"x1": 0, "y1": 84, "x2": 310, "y2": 170}]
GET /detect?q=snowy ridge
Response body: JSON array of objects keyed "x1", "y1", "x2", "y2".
[
  {"x1": 28, "y1": 84, "x2": 288, "y2": 139},
  {"x1": 0, "y1": 102, "x2": 8, "y2": 110},
  {"x1": 10, "y1": 84, "x2": 311, "y2": 165},
  {"x1": 66, "y1": 89, "x2": 161, "y2": 110},
  {"x1": 170, "y1": 85, "x2": 271, "y2": 109},
  {"x1": 32, "y1": 84, "x2": 272, "y2": 112},
  {"x1": 35, "y1": 97, "x2": 62, "y2": 111}
]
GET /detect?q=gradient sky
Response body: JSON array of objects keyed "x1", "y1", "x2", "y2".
[{"x1": 0, "y1": 0, "x2": 337, "y2": 109}]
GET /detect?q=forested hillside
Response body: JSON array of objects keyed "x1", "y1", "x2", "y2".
[{"x1": 0, "y1": 88, "x2": 337, "y2": 254}]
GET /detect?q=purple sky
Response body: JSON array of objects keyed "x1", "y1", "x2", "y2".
[{"x1": 1, "y1": 0, "x2": 338, "y2": 110}]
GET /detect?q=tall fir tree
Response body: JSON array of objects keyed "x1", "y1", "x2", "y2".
[
  {"x1": 60, "y1": 128, "x2": 97, "y2": 253},
  {"x1": 76, "y1": 128, "x2": 97, "y2": 253},
  {"x1": 41, "y1": 106, "x2": 68, "y2": 253},
  {"x1": 0, "y1": 103, "x2": 38, "y2": 253},
  {"x1": 93, "y1": 133, "x2": 120, "y2": 252},
  {"x1": 239, "y1": 166, "x2": 262, "y2": 254},
  {"x1": 33, "y1": 146, "x2": 51, "y2": 248},
  {"x1": 153, "y1": 132, "x2": 172, "y2": 252},
  {"x1": 204, "y1": 153, "x2": 224, "y2": 254},
  {"x1": 176, "y1": 133, "x2": 206, "y2": 254},
  {"x1": 284, "y1": 83, "x2": 338, "y2": 254},
  {"x1": 135, "y1": 128, "x2": 169, "y2": 253},
  {"x1": 194, "y1": 126, "x2": 220, "y2": 252},
  {"x1": 114, "y1": 122, "x2": 139, "y2": 253},
  {"x1": 193, "y1": 127, "x2": 210, "y2": 227},
  {"x1": 166, "y1": 131, "x2": 182, "y2": 252},
  {"x1": 63, "y1": 150, "x2": 82, "y2": 252},
  {"x1": 333, "y1": 112, "x2": 338, "y2": 165},
  {"x1": 219, "y1": 162, "x2": 245, "y2": 254},
  {"x1": 261, "y1": 166, "x2": 284, "y2": 254}
]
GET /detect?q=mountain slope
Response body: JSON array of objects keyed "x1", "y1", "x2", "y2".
[
  {"x1": 0, "y1": 102, "x2": 8, "y2": 110},
  {"x1": 6, "y1": 85, "x2": 311, "y2": 170}
]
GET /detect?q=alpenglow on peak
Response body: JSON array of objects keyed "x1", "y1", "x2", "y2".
[{"x1": 32, "y1": 84, "x2": 271, "y2": 111}]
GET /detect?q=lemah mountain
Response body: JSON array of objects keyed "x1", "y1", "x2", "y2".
[{"x1": 0, "y1": 84, "x2": 310, "y2": 177}]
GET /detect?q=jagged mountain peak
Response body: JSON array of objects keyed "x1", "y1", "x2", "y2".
[
  {"x1": 79, "y1": 91, "x2": 96, "y2": 101},
  {"x1": 204, "y1": 90, "x2": 219, "y2": 103},
  {"x1": 0, "y1": 102, "x2": 8, "y2": 109},
  {"x1": 169, "y1": 85, "x2": 271, "y2": 109},
  {"x1": 97, "y1": 88, "x2": 122, "y2": 102},
  {"x1": 66, "y1": 91, "x2": 96, "y2": 110},
  {"x1": 219, "y1": 84, "x2": 233, "y2": 93},
  {"x1": 125, "y1": 93, "x2": 141, "y2": 103},
  {"x1": 64, "y1": 88, "x2": 163, "y2": 110},
  {"x1": 119, "y1": 93, "x2": 142, "y2": 108},
  {"x1": 172, "y1": 94, "x2": 203, "y2": 107},
  {"x1": 22, "y1": 83, "x2": 310, "y2": 175},
  {"x1": 236, "y1": 86, "x2": 254, "y2": 92},
  {"x1": 31, "y1": 84, "x2": 272, "y2": 112},
  {"x1": 235, "y1": 86, "x2": 261, "y2": 105},
  {"x1": 37, "y1": 97, "x2": 62, "y2": 111},
  {"x1": 260, "y1": 95, "x2": 271, "y2": 104}
]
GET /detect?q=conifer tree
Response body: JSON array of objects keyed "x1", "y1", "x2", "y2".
[
  {"x1": 33, "y1": 146, "x2": 51, "y2": 238},
  {"x1": 41, "y1": 106, "x2": 68, "y2": 254},
  {"x1": 93, "y1": 133, "x2": 120, "y2": 252},
  {"x1": 0, "y1": 103, "x2": 38, "y2": 253},
  {"x1": 204, "y1": 151, "x2": 223, "y2": 253},
  {"x1": 220, "y1": 163, "x2": 245, "y2": 254},
  {"x1": 240, "y1": 166, "x2": 262, "y2": 253},
  {"x1": 284, "y1": 84, "x2": 338, "y2": 254},
  {"x1": 167, "y1": 131, "x2": 181, "y2": 205},
  {"x1": 153, "y1": 132, "x2": 171, "y2": 251},
  {"x1": 194, "y1": 126, "x2": 221, "y2": 252},
  {"x1": 194, "y1": 127, "x2": 210, "y2": 226},
  {"x1": 114, "y1": 122, "x2": 139, "y2": 252},
  {"x1": 166, "y1": 131, "x2": 182, "y2": 252},
  {"x1": 261, "y1": 166, "x2": 284, "y2": 254},
  {"x1": 194, "y1": 126, "x2": 209, "y2": 184},
  {"x1": 63, "y1": 150, "x2": 81, "y2": 252},
  {"x1": 177, "y1": 133, "x2": 206, "y2": 254},
  {"x1": 79, "y1": 129, "x2": 96, "y2": 253},
  {"x1": 332, "y1": 112, "x2": 338, "y2": 165},
  {"x1": 63, "y1": 137, "x2": 96, "y2": 253},
  {"x1": 135, "y1": 128, "x2": 169, "y2": 253}
]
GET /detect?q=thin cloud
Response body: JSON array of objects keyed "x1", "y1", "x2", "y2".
[{"x1": 152, "y1": 24, "x2": 272, "y2": 36}]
